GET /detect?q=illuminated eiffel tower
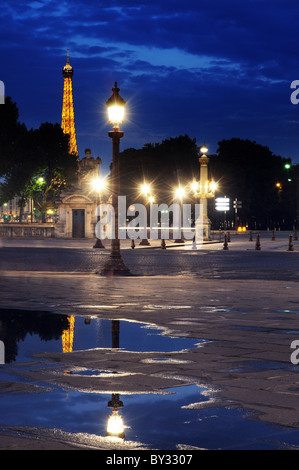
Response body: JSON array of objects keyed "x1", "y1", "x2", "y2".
[{"x1": 61, "y1": 50, "x2": 78, "y2": 156}]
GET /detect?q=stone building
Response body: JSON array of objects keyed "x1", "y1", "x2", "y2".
[{"x1": 55, "y1": 149, "x2": 102, "y2": 239}]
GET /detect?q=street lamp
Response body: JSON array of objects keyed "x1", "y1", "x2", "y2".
[
  {"x1": 192, "y1": 144, "x2": 218, "y2": 240},
  {"x1": 100, "y1": 82, "x2": 131, "y2": 276},
  {"x1": 91, "y1": 175, "x2": 107, "y2": 249},
  {"x1": 174, "y1": 185, "x2": 186, "y2": 243},
  {"x1": 139, "y1": 182, "x2": 152, "y2": 245}
]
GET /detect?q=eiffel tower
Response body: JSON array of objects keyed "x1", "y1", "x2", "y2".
[{"x1": 61, "y1": 50, "x2": 78, "y2": 156}]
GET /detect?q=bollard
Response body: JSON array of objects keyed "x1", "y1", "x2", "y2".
[
  {"x1": 161, "y1": 239, "x2": 166, "y2": 249},
  {"x1": 249, "y1": 231, "x2": 253, "y2": 241},
  {"x1": 227, "y1": 231, "x2": 231, "y2": 242},
  {"x1": 131, "y1": 239, "x2": 135, "y2": 249},
  {"x1": 255, "y1": 234, "x2": 261, "y2": 250},
  {"x1": 295, "y1": 230, "x2": 298, "y2": 241},
  {"x1": 288, "y1": 235, "x2": 294, "y2": 251},
  {"x1": 223, "y1": 234, "x2": 229, "y2": 250},
  {"x1": 272, "y1": 230, "x2": 275, "y2": 241}
]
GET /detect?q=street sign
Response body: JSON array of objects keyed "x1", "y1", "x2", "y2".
[
  {"x1": 233, "y1": 199, "x2": 242, "y2": 210},
  {"x1": 215, "y1": 197, "x2": 230, "y2": 211}
]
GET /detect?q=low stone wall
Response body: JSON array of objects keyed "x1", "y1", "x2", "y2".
[{"x1": 0, "y1": 224, "x2": 55, "y2": 238}]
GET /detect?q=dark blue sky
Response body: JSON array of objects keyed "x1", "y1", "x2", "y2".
[{"x1": 1, "y1": 0, "x2": 299, "y2": 173}]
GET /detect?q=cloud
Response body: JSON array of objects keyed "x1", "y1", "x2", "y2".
[{"x1": 1, "y1": 0, "x2": 299, "y2": 163}]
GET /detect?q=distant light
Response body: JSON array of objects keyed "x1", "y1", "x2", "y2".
[
  {"x1": 209, "y1": 181, "x2": 218, "y2": 192},
  {"x1": 140, "y1": 183, "x2": 151, "y2": 195},
  {"x1": 91, "y1": 176, "x2": 107, "y2": 193},
  {"x1": 200, "y1": 145, "x2": 208, "y2": 154},
  {"x1": 285, "y1": 163, "x2": 291, "y2": 169},
  {"x1": 175, "y1": 186, "x2": 185, "y2": 199},
  {"x1": 191, "y1": 181, "x2": 199, "y2": 192}
]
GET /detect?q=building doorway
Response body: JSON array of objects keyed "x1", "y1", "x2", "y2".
[{"x1": 72, "y1": 209, "x2": 85, "y2": 238}]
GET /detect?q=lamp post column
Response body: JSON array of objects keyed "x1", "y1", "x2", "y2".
[
  {"x1": 101, "y1": 130, "x2": 130, "y2": 275},
  {"x1": 199, "y1": 146, "x2": 212, "y2": 241},
  {"x1": 100, "y1": 82, "x2": 131, "y2": 276}
]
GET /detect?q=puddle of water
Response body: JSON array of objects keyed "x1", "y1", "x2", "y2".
[
  {"x1": 1, "y1": 309, "x2": 299, "y2": 449},
  {"x1": 0, "y1": 309, "x2": 200, "y2": 364},
  {"x1": 0, "y1": 381, "x2": 298, "y2": 450}
]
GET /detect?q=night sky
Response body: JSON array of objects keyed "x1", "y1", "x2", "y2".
[{"x1": 1, "y1": 0, "x2": 299, "y2": 173}]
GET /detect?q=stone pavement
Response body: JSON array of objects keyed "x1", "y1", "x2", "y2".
[{"x1": 0, "y1": 231, "x2": 299, "y2": 449}]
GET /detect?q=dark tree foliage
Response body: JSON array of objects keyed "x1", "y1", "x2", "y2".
[
  {"x1": 119, "y1": 136, "x2": 296, "y2": 230},
  {"x1": 119, "y1": 134, "x2": 199, "y2": 204},
  {"x1": 0, "y1": 97, "x2": 78, "y2": 221},
  {"x1": 209, "y1": 138, "x2": 293, "y2": 229}
]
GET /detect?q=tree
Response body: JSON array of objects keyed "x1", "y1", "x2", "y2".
[
  {"x1": 119, "y1": 135, "x2": 199, "y2": 204},
  {"x1": 209, "y1": 138, "x2": 292, "y2": 229},
  {"x1": 29, "y1": 122, "x2": 78, "y2": 221},
  {"x1": 0, "y1": 98, "x2": 78, "y2": 221}
]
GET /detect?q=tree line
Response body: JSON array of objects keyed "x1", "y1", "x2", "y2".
[
  {"x1": 118, "y1": 136, "x2": 297, "y2": 230},
  {"x1": 1, "y1": 96, "x2": 297, "y2": 229},
  {"x1": 0, "y1": 97, "x2": 77, "y2": 221}
]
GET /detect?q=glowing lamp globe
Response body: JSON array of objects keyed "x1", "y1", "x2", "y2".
[
  {"x1": 210, "y1": 181, "x2": 218, "y2": 192},
  {"x1": 140, "y1": 183, "x2": 151, "y2": 195},
  {"x1": 106, "y1": 82, "x2": 126, "y2": 129},
  {"x1": 175, "y1": 186, "x2": 185, "y2": 199},
  {"x1": 200, "y1": 144, "x2": 208, "y2": 154}
]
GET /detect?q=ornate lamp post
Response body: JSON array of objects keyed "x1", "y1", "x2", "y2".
[
  {"x1": 91, "y1": 175, "x2": 107, "y2": 249},
  {"x1": 174, "y1": 186, "x2": 185, "y2": 243},
  {"x1": 100, "y1": 83, "x2": 131, "y2": 276},
  {"x1": 192, "y1": 144, "x2": 217, "y2": 241}
]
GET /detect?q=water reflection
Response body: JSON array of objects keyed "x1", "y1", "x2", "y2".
[
  {"x1": 0, "y1": 309, "x2": 199, "y2": 363},
  {"x1": 0, "y1": 309, "x2": 70, "y2": 363},
  {"x1": 107, "y1": 320, "x2": 125, "y2": 439},
  {"x1": 0, "y1": 309, "x2": 205, "y2": 447},
  {"x1": 62, "y1": 316, "x2": 75, "y2": 353}
]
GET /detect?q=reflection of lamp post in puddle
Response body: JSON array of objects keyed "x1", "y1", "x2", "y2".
[
  {"x1": 106, "y1": 319, "x2": 125, "y2": 439},
  {"x1": 106, "y1": 393, "x2": 125, "y2": 439}
]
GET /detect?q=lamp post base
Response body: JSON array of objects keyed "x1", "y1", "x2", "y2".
[
  {"x1": 139, "y1": 238, "x2": 150, "y2": 246},
  {"x1": 93, "y1": 239, "x2": 105, "y2": 249},
  {"x1": 100, "y1": 254, "x2": 131, "y2": 276}
]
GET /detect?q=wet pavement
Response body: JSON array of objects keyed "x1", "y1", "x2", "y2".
[{"x1": 0, "y1": 232, "x2": 299, "y2": 450}]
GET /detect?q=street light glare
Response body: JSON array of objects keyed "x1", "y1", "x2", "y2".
[
  {"x1": 91, "y1": 176, "x2": 107, "y2": 193},
  {"x1": 191, "y1": 181, "x2": 199, "y2": 192},
  {"x1": 140, "y1": 183, "x2": 151, "y2": 195},
  {"x1": 107, "y1": 105, "x2": 125, "y2": 126},
  {"x1": 175, "y1": 186, "x2": 185, "y2": 199},
  {"x1": 210, "y1": 181, "x2": 218, "y2": 192}
]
